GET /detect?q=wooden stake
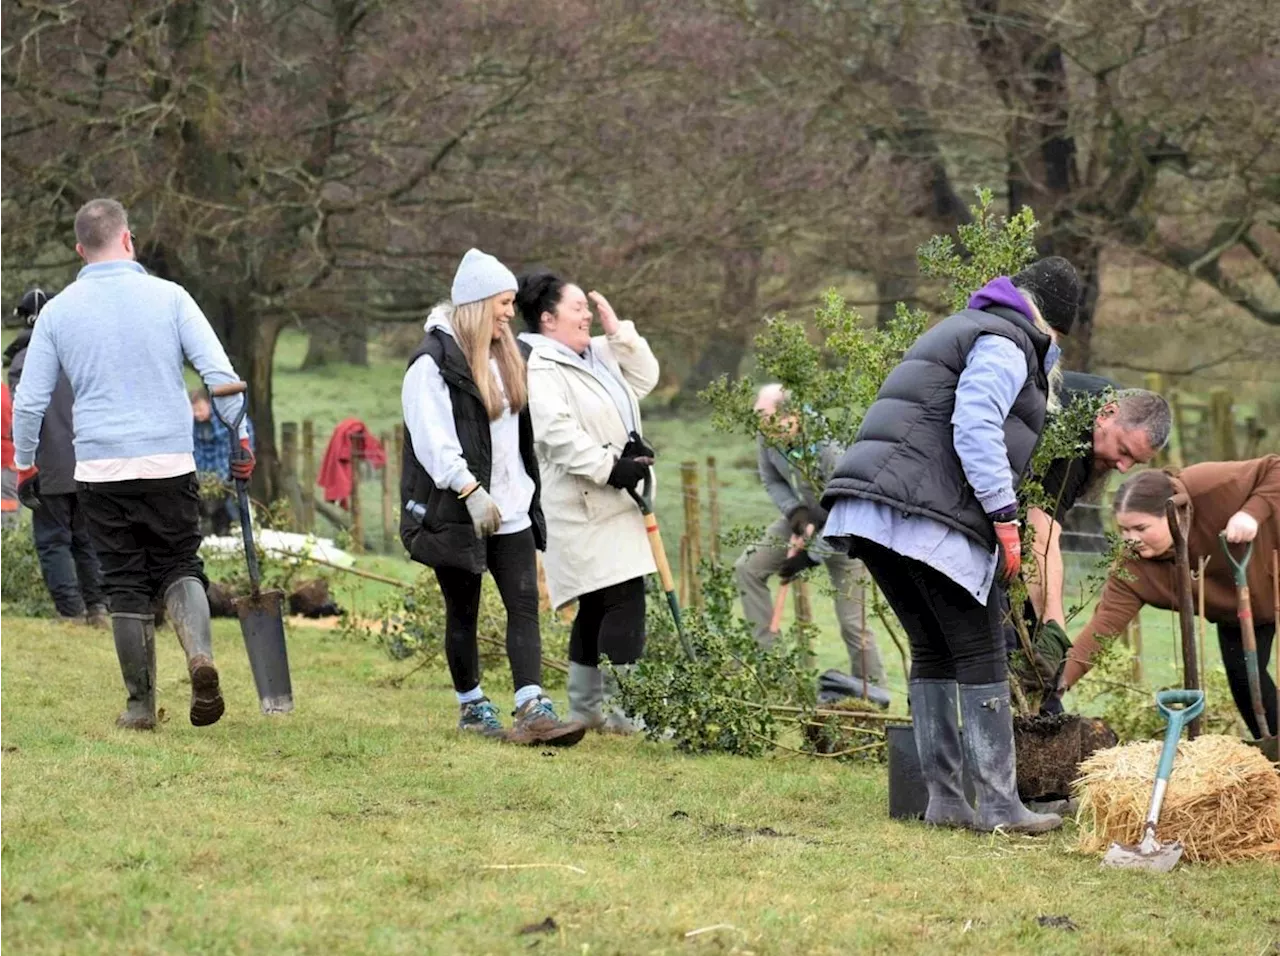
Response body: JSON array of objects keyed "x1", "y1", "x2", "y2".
[
  {"x1": 349, "y1": 430, "x2": 364, "y2": 554},
  {"x1": 279, "y1": 421, "x2": 301, "y2": 531},
  {"x1": 860, "y1": 580, "x2": 869, "y2": 700},
  {"x1": 680, "y1": 461, "x2": 703, "y2": 608},
  {"x1": 678, "y1": 533, "x2": 690, "y2": 608},
  {"x1": 1131, "y1": 612, "x2": 1144, "y2": 683},
  {"x1": 1167, "y1": 498, "x2": 1200, "y2": 738},
  {"x1": 301, "y1": 419, "x2": 316, "y2": 532},
  {"x1": 381, "y1": 430, "x2": 395, "y2": 553},
  {"x1": 706, "y1": 456, "x2": 721, "y2": 564}
]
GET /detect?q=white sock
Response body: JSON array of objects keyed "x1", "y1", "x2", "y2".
[
  {"x1": 514, "y1": 684, "x2": 543, "y2": 711},
  {"x1": 457, "y1": 685, "x2": 485, "y2": 706}
]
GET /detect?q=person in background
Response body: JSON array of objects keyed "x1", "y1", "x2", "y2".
[
  {"x1": 11, "y1": 198, "x2": 252, "y2": 731},
  {"x1": 735, "y1": 384, "x2": 885, "y2": 687},
  {"x1": 1014, "y1": 385, "x2": 1171, "y2": 704},
  {"x1": 6, "y1": 287, "x2": 108, "y2": 627},
  {"x1": 1, "y1": 379, "x2": 17, "y2": 529},
  {"x1": 823, "y1": 257, "x2": 1079, "y2": 835},
  {"x1": 517, "y1": 271, "x2": 660, "y2": 734},
  {"x1": 1052, "y1": 460, "x2": 1278, "y2": 738},
  {"x1": 400, "y1": 249, "x2": 584, "y2": 747},
  {"x1": 191, "y1": 388, "x2": 255, "y2": 536}
]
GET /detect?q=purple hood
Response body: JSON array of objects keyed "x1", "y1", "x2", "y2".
[{"x1": 967, "y1": 276, "x2": 1033, "y2": 321}]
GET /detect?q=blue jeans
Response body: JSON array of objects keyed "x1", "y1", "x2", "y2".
[{"x1": 32, "y1": 492, "x2": 105, "y2": 617}]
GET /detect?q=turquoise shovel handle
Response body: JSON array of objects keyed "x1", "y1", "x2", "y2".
[
  {"x1": 1154, "y1": 689, "x2": 1205, "y2": 782},
  {"x1": 1218, "y1": 532, "x2": 1253, "y2": 587}
]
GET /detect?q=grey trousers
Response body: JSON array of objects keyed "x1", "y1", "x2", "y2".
[{"x1": 734, "y1": 517, "x2": 885, "y2": 681}]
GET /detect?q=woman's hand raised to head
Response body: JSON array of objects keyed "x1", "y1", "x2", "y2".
[
  {"x1": 588, "y1": 291, "x2": 620, "y2": 336},
  {"x1": 1223, "y1": 510, "x2": 1259, "y2": 544}
]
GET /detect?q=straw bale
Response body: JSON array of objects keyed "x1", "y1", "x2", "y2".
[{"x1": 1074, "y1": 735, "x2": 1280, "y2": 863}]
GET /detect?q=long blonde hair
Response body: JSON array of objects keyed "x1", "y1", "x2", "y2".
[
  {"x1": 1015, "y1": 288, "x2": 1064, "y2": 412},
  {"x1": 448, "y1": 296, "x2": 527, "y2": 420}
]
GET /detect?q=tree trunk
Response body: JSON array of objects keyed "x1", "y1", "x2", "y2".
[
  {"x1": 301, "y1": 322, "x2": 341, "y2": 370},
  {"x1": 302, "y1": 319, "x2": 368, "y2": 369},
  {"x1": 679, "y1": 245, "x2": 763, "y2": 399},
  {"x1": 226, "y1": 313, "x2": 288, "y2": 503}
]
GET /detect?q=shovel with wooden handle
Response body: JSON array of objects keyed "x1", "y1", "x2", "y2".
[
  {"x1": 209, "y1": 381, "x2": 294, "y2": 714},
  {"x1": 1218, "y1": 529, "x2": 1269, "y2": 747},
  {"x1": 626, "y1": 465, "x2": 696, "y2": 662},
  {"x1": 769, "y1": 525, "x2": 814, "y2": 634},
  {"x1": 1166, "y1": 497, "x2": 1201, "y2": 738}
]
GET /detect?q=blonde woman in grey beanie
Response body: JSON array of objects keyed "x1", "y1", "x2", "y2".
[{"x1": 400, "y1": 248, "x2": 585, "y2": 746}]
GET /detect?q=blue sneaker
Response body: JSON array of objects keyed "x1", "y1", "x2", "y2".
[{"x1": 458, "y1": 698, "x2": 505, "y2": 738}]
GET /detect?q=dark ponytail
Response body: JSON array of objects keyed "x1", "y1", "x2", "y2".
[
  {"x1": 515, "y1": 271, "x2": 566, "y2": 333},
  {"x1": 1113, "y1": 469, "x2": 1176, "y2": 516}
]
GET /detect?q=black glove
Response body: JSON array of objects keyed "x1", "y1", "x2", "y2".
[
  {"x1": 607, "y1": 456, "x2": 649, "y2": 491},
  {"x1": 786, "y1": 506, "x2": 812, "y2": 536},
  {"x1": 779, "y1": 550, "x2": 820, "y2": 583},
  {"x1": 1039, "y1": 691, "x2": 1065, "y2": 717},
  {"x1": 621, "y1": 431, "x2": 655, "y2": 461},
  {"x1": 17, "y1": 467, "x2": 41, "y2": 510}
]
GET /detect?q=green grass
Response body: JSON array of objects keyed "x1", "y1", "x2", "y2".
[{"x1": 2, "y1": 616, "x2": 1274, "y2": 955}]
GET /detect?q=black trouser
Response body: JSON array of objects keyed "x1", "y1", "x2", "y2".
[
  {"x1": 77, "y1": 474, "x2": 207, "y2": 615},
  {"x1": 198, "y1": 488, "x2": 235, "y2": 537},
  {"x1": 569, "y1": 576, "x2": 647, "y2": 666},
  {"x1": 1217, "y1": 620, "x2": 1278, "y2": 738},
  {"x1": 32, "y1": 492, "x2": 105, "y2": 617},
  {"x1": 433, "y1": 527, "x2": 542, "y2": 694},
  {"x1": 856, "y1": 537, "x2": 1006, "y2": 684}
]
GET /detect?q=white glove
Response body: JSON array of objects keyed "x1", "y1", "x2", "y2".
[
  {"x1": 1224, "y1": 511, "x2": 1258, "y2": 544},
  {"x1": 464, "y1": 486, "x2": 502, "y2": 537}
]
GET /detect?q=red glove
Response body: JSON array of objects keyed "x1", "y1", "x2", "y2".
[
  {"x1": 230, "y1": 438, "x2": 255, "y2": 481},
  {"x1": 994, "y1": 520, "x2": 1022, "y2": 583},
  {"x1": 16, "y1": 465, "x2": 40, "y2": 509}
]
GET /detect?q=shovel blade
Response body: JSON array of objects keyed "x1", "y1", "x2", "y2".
[
  {"x1": 1101, "y1": 837, "x2": 1184, "y2": 873},
  {"x1": 236, "y1": 588, "x2": 294, "y2": 715}
]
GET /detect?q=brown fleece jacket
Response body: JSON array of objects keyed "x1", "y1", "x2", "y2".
[{"x1": 1063, "y1": 456, "x2": 1280, "y2": 689}]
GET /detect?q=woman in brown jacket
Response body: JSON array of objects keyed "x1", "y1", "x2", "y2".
[{"x1": 1057, "y1": 456, "x2": 1279, "y2": 738}]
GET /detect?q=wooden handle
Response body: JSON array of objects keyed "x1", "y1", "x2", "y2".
[
  {"x1": 209, "y1": 381, "x2": 248, "y2": 397},
  {"x1": 770, "y1": 583, "x2": 790, "y2": 633},
  {"x1": 645, "y1": 517, "x2": 676, "y2": 593}
]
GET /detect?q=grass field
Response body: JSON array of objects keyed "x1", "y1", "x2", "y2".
[{"x1": 3, "y1": 615, "x2": 1276, "y2": 956}]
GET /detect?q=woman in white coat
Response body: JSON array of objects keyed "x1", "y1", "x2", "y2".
[{"x1": 517, "y1": 272, "x2": 660, "y2": 733}]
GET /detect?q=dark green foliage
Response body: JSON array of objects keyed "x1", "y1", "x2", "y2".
[{"x1": 0, "y1": 526, "x2": 55, "y2": 617}]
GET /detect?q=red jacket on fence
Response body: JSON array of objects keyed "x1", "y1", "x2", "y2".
[{"x1": 317, "y1": 418, "x2": 386, "y2": 510}]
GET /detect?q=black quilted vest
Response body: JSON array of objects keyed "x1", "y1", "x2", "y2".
[
  {"x1": 399, "y1": 329, "x2": 544, "y2": 573},
  {"x1": 822, "y1": 307, "x2": 1051, "y2": 549}
]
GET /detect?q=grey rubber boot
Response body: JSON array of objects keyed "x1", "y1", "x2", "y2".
[
  {"x1": 908, "y1": 680, "x2": 975, "y2": 828},
  {"x1": 602, "y1": 664, "x2": 645, "y2": 735},
  {"x1": 958, "y1": 682, "x2": 1062, "y2": 834},
  {"x1": 164, "y1": 577, "x2": 225, "y2": 727},
  {"x1": 112, "y1": 612, "x2": 157, "y2": 730},
  {"x1": 567, "y1": 662, "x2": 606, "y2": 730}
]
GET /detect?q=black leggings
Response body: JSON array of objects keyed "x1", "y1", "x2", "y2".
[
  {"x1": 1217, "y1": 621, "x2": 1278, "y2": 738},
  {"x1": 433, "y1": 528, "x2": 541, "y2": 694},
  {"x1": 569, "y1": 577, "x2": 647, "y2": 666},
  {"x1": 856, "y1": 538, "x2": 1006, "y2": 684}
]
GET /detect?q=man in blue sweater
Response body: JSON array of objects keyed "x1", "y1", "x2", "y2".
[{"x1": 11, "y1": 198, "x2": 254, "y2": 731}]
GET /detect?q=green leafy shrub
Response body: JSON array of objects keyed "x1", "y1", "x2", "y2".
[{"x1": 1, "y1": 526, "x2": 55, "y2": 617}]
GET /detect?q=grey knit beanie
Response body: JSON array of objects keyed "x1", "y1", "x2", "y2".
[
  {"x1": 1012, "y1": 256, "x2": 1080, "y2": 335},
  {"x1": 450, "y1": 248, "x2": 518, "y2": 307}
]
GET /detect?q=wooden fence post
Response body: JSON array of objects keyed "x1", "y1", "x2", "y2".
[
  {"x1": 301, "y1": 419, "x2": 316, "y2": 532},
  {"x1": 706, "y1": 456, "x2": 721, "y2": 564},
  {"x1": 279, "y1": 422, "x2": 301, "y2": 530},
  {"x1": 680, "y1": 461, "x2": 703, "y2": 608},
  {"x1": 678, "y1": 534, "x2": 690, "y2": 608},
  {"x1": 381, "y1": 430, "x2": 395, "y2": 553},
  {"x1": 1208, "y1": 387, "x2": 1237, "y2": 461},
  {"x1": 1143, "y1": 372, "x2": 1167, "y2": 467},
  {"x1": 349, "y1": 431, "x2": 364, "y2": 554}
]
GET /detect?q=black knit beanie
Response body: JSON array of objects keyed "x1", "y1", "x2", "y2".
[{"x1": 1011, "y1": 256, "x2": 1080, "y2": 336}]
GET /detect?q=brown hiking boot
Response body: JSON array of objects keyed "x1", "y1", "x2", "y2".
[
  {"x1": 188, "y1": 656, "x2": 225, "y2": 727},
  {"x1": 506, "y1": 697, "x2": 586, "y2": 747}
]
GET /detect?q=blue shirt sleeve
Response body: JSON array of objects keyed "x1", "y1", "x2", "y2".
[{"x1": 951, "y1": 335, "x2": 1029, "y2": 516}]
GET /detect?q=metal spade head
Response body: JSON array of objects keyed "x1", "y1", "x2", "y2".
[
  {"x1": 1102, "y1": 828, "x2": 1185, "y2": 873},
  {"x1": 236, "y1": 588, "x2": 294, "y2": 715}
]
